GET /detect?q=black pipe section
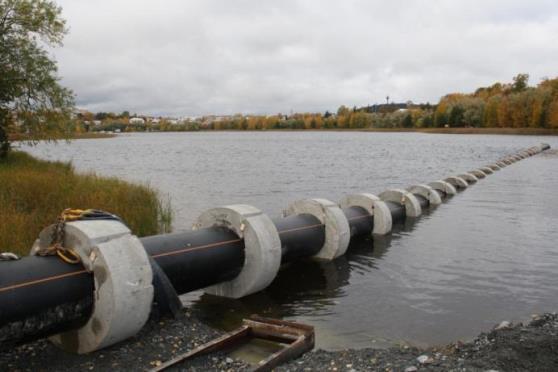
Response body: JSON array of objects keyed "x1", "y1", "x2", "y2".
[
  {"x1": 141, "y1": 227, "x2": 245, "y2": 294},
  {"x1": 0, "y1": 256, "x2": 94, "y2": 350},
  {"x1": 0, "y1": 256, "x2": 93, "y2": 327},
  {"x1": 414, "y1": 194, "x2": 429, "y2": 209},
  {"x1": 342, "y1": 206, "x2": 374, "y2": 237},
  {"x1": 273, "y1": 214, "x2": 325, "y2": 263},
  {"x1": 385, "y1": 201, "x2": 405, "y2": 223}
]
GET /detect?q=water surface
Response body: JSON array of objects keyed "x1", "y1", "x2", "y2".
[{"x1": 24, "y1": 132, "x2": 558, "y2": 350}]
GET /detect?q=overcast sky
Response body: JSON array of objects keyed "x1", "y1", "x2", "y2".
[{"x1": 53, "y1": 0, "x2": 558, "y2": 116}]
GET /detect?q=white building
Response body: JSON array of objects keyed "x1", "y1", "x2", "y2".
[{"x1": 129, "y1": 117, "x2": 145, "y2": 125}]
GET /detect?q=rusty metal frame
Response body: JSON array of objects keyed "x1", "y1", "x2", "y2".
[{"x1": 151, "y1": 316, "x2": 314, "y2": 372}]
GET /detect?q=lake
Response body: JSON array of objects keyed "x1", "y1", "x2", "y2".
[{"x1": 24, "y1": 131, "x2": 558, "y2": 350}]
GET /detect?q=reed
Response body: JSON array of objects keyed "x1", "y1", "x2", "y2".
[{"x1": 0, "y1": 152, "x2": 172, "y2": 256}]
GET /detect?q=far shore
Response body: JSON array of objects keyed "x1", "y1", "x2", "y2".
[
  {"x1": 8, "y1": 132, "x2": 115, "y2": 142},
  {"x1": 117, "y1": 127, "x2": 558, "y2": 135}
]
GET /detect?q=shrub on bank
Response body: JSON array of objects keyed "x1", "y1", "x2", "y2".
[{"x1": 0, "y1": 152, "x2": 172, "y2": 256}]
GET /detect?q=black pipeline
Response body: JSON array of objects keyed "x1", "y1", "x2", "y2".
[{"x1": 0, "y1": 202, "x2": 409, "y2": 349}]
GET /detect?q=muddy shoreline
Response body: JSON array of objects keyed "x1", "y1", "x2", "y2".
[{"x1": 1, "y1": 310, "x2": 557, "y2": 371}]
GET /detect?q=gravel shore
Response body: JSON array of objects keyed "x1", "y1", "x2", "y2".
[
  {"x1": 279, "y1": 313, "x2": 558, "y2": 372},
  {"x1": 1, "y1": 310, "x2": 557, "y2": 371}
]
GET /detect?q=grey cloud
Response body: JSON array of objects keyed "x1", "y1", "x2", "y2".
[{"x1": 54, "y1": 0, "x2": 558, "y2": 116}]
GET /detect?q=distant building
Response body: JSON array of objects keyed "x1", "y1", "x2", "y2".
[{"x1": 129, "y1": 117, "x2": 145, "y2": 125}]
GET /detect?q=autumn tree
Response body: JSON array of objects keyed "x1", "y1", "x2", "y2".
[
  {"x1": 0, "y1": 0, "x2": 74, "y2": 157},
  {"x1": 512, "y1": 73, "x2": 529, "y2": 93}
]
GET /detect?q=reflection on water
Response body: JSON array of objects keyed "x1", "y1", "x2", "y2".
[
  {"x1": 185, "y1": 212, "x2": 427, "y2": 349},
  {"x1": 24, "y1": 132, "x2": 558, "y2": 350}
]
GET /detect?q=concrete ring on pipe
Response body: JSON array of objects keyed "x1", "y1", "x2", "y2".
[
  {"x1": 487, "y1": 164, "x2": 501, "y2": 171},
  {"x1": 194, "y1": 204, "x2": 282, "y2": 299},
  {"x1": 457, "y1": 173, "x2": 479, "y2": 183},
  {"x1": 285, "y1": 198, "x2": 350, "y2": 260},
  {"x1": 407, "y1": 184, "x2": 442, "y2": 206},
  {"x1": 339, "y1": 193, "x2": 392, "y2": 235},
  {"x1": 469, "y1": 169, "x2": 487, "y2": 179},
  {"x1": 479, "y1": 166, "x2": 494, "y2": 174},
  {"x1": 444, "y1": 176, "x2": 469, "y2": 189},
  {"x1": 502, "y1": 158, "x2": 513, "y2": 165},
  {"x1": 31, "y1": 220, "x2": 154, "y2": 354},
  {"x1": 428, "y1": 180, "x2": 457, "y2": 196},
  {"x1": 379, "y1": 189, "x2": 422, "y2": 218}
]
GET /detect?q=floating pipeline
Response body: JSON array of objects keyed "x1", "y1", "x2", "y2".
[{"x1": 0, "y1": 143, "x2": 550, "y2": 353}]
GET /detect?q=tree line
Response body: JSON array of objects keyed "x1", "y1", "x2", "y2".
[{"x1": 100, "y1": 73, "x2": 557, "y2": 132}]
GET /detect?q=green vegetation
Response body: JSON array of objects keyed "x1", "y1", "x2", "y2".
[
  {"x1": 0, "y1": 152, "x2": 172, "y2": 255},
  {"x1": 0, "y1": 0, "x2": 74, "y2": 158}
]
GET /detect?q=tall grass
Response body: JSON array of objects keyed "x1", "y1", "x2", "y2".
[{"x1": 0, "y1": 152, "x2": 172, "y2": 256}]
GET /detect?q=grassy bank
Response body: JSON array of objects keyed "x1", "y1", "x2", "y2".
[{"x1": 0, "y1": 152, "x2": 172, "y2": 256}]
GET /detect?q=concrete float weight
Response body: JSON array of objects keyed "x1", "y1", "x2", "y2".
[
  {"x1": 194, "y1": 204, "x2": 282, "y2": 299},
  {"x1": 479, "y1": 166, "x2": 494, "y2": 174},
  {"x1": 428, "y1": 180, "x2": 457, "y2": 196},
  {"x1": 469, "y1": 169, "x2": 487, "y2": 179},
  {"x1": 284, "y1": 198, "x2": 351, "y2": 260},
  {"x1": 30, "y1": 220, "x2": 154, "y2": 354},
  {"x1": 407, "y1": 184, "x2": 442, "y2": 206},
  {"x1": 338, "y1": 193, "x2": 392, "y2": 235},
  {"x1": 444, "y1": 176, "x2": 469, "y2": 189},
  {"x1": 379, "y1": 189, "x2": 422, "y2": 217},
  {"x1": 457, "y1": 173, "x2": 479, "y2": 184}
]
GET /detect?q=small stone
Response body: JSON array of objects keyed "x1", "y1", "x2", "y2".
[
  {"x1": 225, "y1": 357, "x2": 234, "y2": 364},
  {"x1": 495, "y1": 320, "x2": 511, "y2": 330},
  {"x1": 405, "y1": 367, "x2": 418, "y2": 372},
  {"x1": 346, "y1": 364, "x2": 353, "y2": 368},
  {"x1": 416, "y1": 355, "x2": 433, "y2": 364}
]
